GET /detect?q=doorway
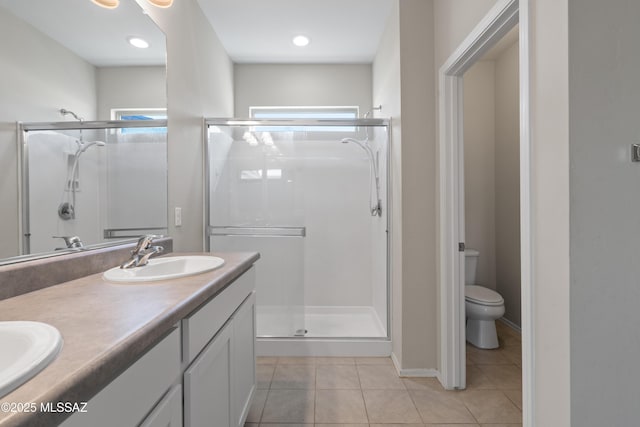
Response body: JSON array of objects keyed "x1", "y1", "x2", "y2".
[{"x1": 437, "y1": 0, "x2": 533, "y2": 426}]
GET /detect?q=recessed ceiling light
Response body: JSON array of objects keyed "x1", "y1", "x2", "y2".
[
  {"x1": 92, "y1": 0, "x2": 119, "y2": 9},
  {"x1": 127, "y1": 37, "x2": 150, "y2": 49},
  {"x1": 292, "y1": 35, "x2": 310, "y2": 47},
  {"x1": 147, "y1": 0, "x2": 173, "y2": 7}
]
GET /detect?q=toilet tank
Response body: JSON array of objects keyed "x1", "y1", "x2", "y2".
[{"x1": 464, "y1": 249, "x2": 480, "y2": 286}]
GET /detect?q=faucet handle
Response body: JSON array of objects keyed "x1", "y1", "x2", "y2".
[
  {"x1": 53, "y1": 235, "x2": 83, "y2": 248},
  {"x1": 133, "y1": 234, "x2": 159, "y2": 253}
]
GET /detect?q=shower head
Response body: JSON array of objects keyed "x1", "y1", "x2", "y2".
[{"x1": 59, "y1": 108, "x2": 83, "y2": 122}]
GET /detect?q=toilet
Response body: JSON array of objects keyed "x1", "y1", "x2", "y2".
[{"x1": 465, "y1": 249, "x2": 505, "y2": 349}]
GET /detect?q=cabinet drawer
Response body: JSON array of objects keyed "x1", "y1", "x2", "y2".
[
  {"x1": 61, "y1": 327, "x2": 181, "y2": 427},
  {"x1": 182, "y1": 267, "x2": 255, "y2": 364}
]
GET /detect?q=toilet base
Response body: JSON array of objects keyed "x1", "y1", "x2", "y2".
[{"x1": 466, "y1": 318, "x2": 499, "y2": 349}]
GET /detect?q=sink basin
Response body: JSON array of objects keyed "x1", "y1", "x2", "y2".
[
  {"x1": 103, "y1": 255, "x2": 225, "y2": 283},
  {"x1": 0, "y1": 321, "x2": 63, "y2": 398}
]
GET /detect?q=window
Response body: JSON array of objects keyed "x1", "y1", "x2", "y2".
[
  {"x1": 249, "y1": 106, "x2": 359, "y2": 132},
  {"x1": 111, "y1": 108, "x2": 167, "y2": 134}
]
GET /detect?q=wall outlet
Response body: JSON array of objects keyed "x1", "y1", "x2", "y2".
[{"x1": 175, "y1": 207, "x2": 182, "y2": 227}]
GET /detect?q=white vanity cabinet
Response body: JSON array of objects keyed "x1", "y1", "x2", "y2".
[
  {"x1": 182, "y1": 267, "x2": 256, "y2": 427},
  {"x1": 60, "y1": 328, "x2": 182, "y2": 427},
  {"x1": 59, "y1": 265, "x2": 256, "y2": 427}
]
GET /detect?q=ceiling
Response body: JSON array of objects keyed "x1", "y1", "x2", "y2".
[
  {"x1": 0, "y1": 0, "x2": 165, "y2": 67},
  {"x1": 196, "y1": 0, "x2": 395, "y2": 63},
  {"x1": 1, "y1": 0, "x2": 393, "y2": 66}
]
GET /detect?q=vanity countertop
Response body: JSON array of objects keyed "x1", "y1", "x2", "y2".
[{"x1": 0, "y1": 251, "x2": 259, "y2": 427}]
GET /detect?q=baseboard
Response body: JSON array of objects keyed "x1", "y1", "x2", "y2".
[
  {"x1": 390, "y1": 352, "x2": 439, "y2": 378},
  {"x1": 498, "y1": 317, "x2": 522, "y2": 333}
]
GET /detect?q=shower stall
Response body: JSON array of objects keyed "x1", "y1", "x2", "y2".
[
  {"x1": 205, "y1": 118, "x2": 390, "y2": 356},
  {"x1": 19, "y1": 120, "x2": 168, "y2": 254}
]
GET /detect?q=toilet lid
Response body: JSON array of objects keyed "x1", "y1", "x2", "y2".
[{"x1": 465, "y1": 285, "x2": 504, "y2": 306}]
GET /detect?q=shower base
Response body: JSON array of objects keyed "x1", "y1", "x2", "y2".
[{"x1": 256, "y1": 306, "x2": 391, "y2": 357}]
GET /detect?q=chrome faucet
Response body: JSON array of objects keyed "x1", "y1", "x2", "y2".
[
  {"x1": 53, "y1": 235, "x2": 83, "y2": 249},
  {"x1": 120, "y1": 235, "x2": 164, "y2": 269}
]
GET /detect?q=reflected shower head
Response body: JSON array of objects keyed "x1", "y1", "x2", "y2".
[{"x1": 77, "y1": 141, "x2": 105, "y2": 153}]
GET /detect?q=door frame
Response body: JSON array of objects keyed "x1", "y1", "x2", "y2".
[{"x1": 437, "y1": 0, "x2": 533, "y2": 425}]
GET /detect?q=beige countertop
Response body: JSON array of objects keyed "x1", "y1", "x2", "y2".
[{"x1": 0, "y1": 251, "x2": 259, "y2": 427}]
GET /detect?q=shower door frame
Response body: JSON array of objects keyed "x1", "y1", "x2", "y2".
[
  {"x1": 18, "y1": 119, "x2": 168, "y2": 255},
  {"x1": 204, "y1": 118, "x2": 392, "y2": 341}
]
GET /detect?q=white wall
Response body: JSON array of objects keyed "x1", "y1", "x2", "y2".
[
  {"x1": 494, "y1": 41, "x2": 521, "y2": 327},
  {"x1": 0, "y1": 7, "x2": 96, "y2": 258},
  {"x1": 569, "y1": 0, "x2": 640, "y2": 424},
  {"x1": 139, "y1": 0, "x2": 234, "y2": 252},
  {"x1": 96, "y1": 66, "x2": 166, "y2": 120},
  {"x1": 463, "y1": 60, "x2": 497, "y2": 290},
  {"x1": 234, "y1": 64, "x2": 372, "y2": 117}
]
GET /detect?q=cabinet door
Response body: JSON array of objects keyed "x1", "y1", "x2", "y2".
[
  {"x1": 233, "y1": 292, "x2": 256, "y2": 427},
  {"x1": 140, "y1": 385, "x2": 182, "y2": 427},
  {"x1": 184, "y1": 321, "x2": 233, "y2": 427}
]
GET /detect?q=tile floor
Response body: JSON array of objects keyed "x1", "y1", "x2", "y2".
[{"x1": 246, "y1": 321, "x2": 522, "y2": 427}]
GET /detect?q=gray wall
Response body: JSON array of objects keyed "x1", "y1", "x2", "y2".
[
  {"x1": 140, "y1": 0, "x2": 234, "y2": 252},
  {"x1": 464, "y1": 60, "x2": 497, "y2": 290},
  {"x1": 234, "y1": 64, "x2": 372, "y2": 117},
  {"x1": 0, "y1": 7, "x2": 97, "y2": 259},
  {"x1": 569, "y1": 0, "x2": 640, "y2": 424},
  {"x1": 494, "y1": 42, "x2": 520, "y2": 327},
  {"x1": 96, "y1": 66, "x2": 166, "y2": 120},
  {"x1": 463, "y1": 41, "x2": 520, "y2": 326}
]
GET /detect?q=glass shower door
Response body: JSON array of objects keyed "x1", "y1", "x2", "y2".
[{"x1": 207, "y1": 125, "x2": 305, "y2": 337}]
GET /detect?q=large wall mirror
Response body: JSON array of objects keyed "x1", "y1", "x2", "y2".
[{"x1": 0, "y1": 0, "x2": 167, "y2": 263}]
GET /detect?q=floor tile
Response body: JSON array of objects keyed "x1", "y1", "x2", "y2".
[
  {"x1": 370, "y1": 424, "x2": 425, "y2": 427},
  {"x1": 500, "y1": 346, "x2": 522, "y2": 367},
  {"x1": 403, "y1": 377, "x2": 445, "y2": 391},
  {"x1": 363, "y1": 389, "x2": 422, "y2": 424},
  {"x1": 246, "y1": 389, "x2": 268, "y2": 423},
  {"x1": 466, "y1": 346, "x2": 511, "y2": 365},
  {"x1": 259, "y1": 424, "x2": 312, "y2": 427},
  {"x1": 480, "y1": 424, "x2": 522, "y2": 427},
  {"x1": 315, "y1": 389, "x2": 369, "y2": 423},
  {"x1": 257, "y1": 356, "x2": 278, "y2": 365},
  {"x1": 355, "y1": 357, "x2": 394, "y2": 365},
  {"x1": 316, "y1": 364, "x2": 361, "y2": 389},
  {"x1": 357, "y1": 364, "x2": 405, "y2": 389},
  {"x1": 257, "y1": 364, "x2": 275, "y2": 389},
  {"x1": 243, "y1": 423, "x2": 258, "y2": 427},
  {"x1": 316, "y1": 357, "x2": 356, "y2": 365},
  {"x1": 476, "y1": 365, "x2": 522, "y2": 390},
  {"x1": 270, "y1": 364, "x2": 315, "y2": 389},
  {"x1": 459, "y1": 390, "x2": 521, "y2": 424},
  {"x1": 316, "y1": 425, "x2": 368, "y2": 427},
  {"x1": 409, "y1": 389, "x2": 476, "y2": 424},
  {"x1": 424, "y1": 424, "x2": 479, "y2": 427},
  {"x1": 503, "y1": 389, "x2": 522, "y2": 410},
  {"x1": 277, "y1": 356, "x2": 316, "y2": 365},
  {"x1": 466, "y1": 365, "x2": 497, "y2": 390},
  {"x1": 261, "y1": 389, "x2": 315, "y2": 423}
]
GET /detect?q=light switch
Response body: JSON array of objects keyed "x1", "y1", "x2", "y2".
[{"x1": 175, "y1": 207, "x2": 182, "y2": 227}]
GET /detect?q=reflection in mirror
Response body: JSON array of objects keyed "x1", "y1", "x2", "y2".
[
  {"x1": 0, "y1": 0, "x2": 167, "y2": 262},
  {"x1": 21, "y1": 120, "x2": 168, "y2": 255}
]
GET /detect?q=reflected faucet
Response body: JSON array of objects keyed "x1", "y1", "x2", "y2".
[
  {"x1": 53, "y1": 235, "x2": 83, "y2": 249},
  {"x1": 120, "y1": 235, "x2": 164, "y2": 269}
]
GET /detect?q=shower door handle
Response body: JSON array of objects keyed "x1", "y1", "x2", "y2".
[{"x1": 208, "y1": 226, "x2": 306, "y2": 238}]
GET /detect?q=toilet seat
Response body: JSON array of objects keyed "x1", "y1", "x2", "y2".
[{"x1": 465, "y1": 285, "x2": 504, "y2": 306}]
